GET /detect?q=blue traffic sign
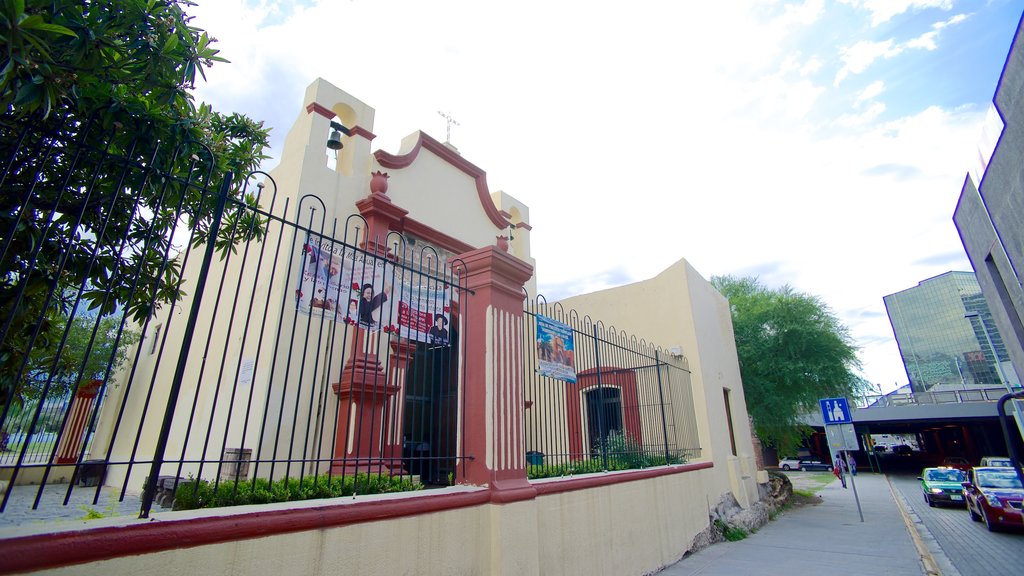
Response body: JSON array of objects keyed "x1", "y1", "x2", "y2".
[{"x1": 820, "y1": 397, "x2": 852, "y2": 424}]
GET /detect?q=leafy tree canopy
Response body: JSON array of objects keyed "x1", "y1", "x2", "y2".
[
  {"x1": 711, "y1": 275, "x2": 867, "y2": 454},
  {"x1": 0, "y1": 1, "x2": 270, "y2": 404}
]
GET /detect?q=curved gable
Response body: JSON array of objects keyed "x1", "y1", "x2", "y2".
[{"x1": 374, "y1": 131, "x2": 511, "y2": 229}]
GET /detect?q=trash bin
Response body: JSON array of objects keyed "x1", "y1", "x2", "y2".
[
  {"x1": 220, "y1": 448, "x2": 252, "y2": 481},
  {"x1": 526, "y1": 451, "x2": 543, "y2": 466}
]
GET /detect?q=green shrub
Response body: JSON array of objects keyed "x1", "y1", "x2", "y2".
[
  {"x1": 526, "y1": 431, "x2": 686, "y2": 479},
  {"x1": 714, "y1": 518, "x2": 748, "y2": 541},
  {"x1": 172, "y1": 473, "x2": 422, "y2": 511}
]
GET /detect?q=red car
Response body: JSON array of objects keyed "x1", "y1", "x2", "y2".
[
  {"x1": 962, "y1": 466, "x2": 1024, "y2": 532},
  {"x1": 941, "y1": 456, "x2": 971, "y2": 472}
]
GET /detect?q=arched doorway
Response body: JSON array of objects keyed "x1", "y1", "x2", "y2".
[{"x1": 585, "y1": 387, "x2": 623, "y2": 453}]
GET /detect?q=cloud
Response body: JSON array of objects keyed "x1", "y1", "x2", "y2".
[
  {"x1": 907, "y1": 12, "x2": 971, "y2": 50},
  {"x1": 839, "y1": 0, "x2": 953, "y2": 27},
  {"x1": 862, "y1": 163, "x2": 923, "y2": 180},
  {"x1": 834, "y1": 39, "x2": 903, "y2": 85},
  {"x1": 855, "y1": 80, "x2": 886, "y2": 106},
  {"x1": 912, "y1": 251, "x2": 972, "y2": 268}
]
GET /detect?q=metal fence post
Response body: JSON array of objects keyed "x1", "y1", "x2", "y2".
[
  {"x1": 654, "y1": 351, "x2": 671, "y2": 461},
  {"x1": 592, "y1": 324, "x2": 607, "y2": 471},
  {"x1": 139, "y1": 173, "x2": 233, "y2": 518}
]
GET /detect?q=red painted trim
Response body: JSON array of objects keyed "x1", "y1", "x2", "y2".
[
  {"x1": 304, "y1": 104, "x2": 374, "y2": 141},
  {"x1": 532, "y1": 461, "x2": 714, "y2": 496},
  {"x1": 0, "y1": 490, "x2": 492, "y2": 574},
  {"x1": 305, "y1": 102, "x2": 334, "y2": 119},
  {"x1": 350, "y1": 125, "x2": 376, "y2": 141},
  {"x1": 374, "y1": 132, "x2": 511, "y2": 229},
  {"x1": 514, "y1": 222, "x2": 532, "y2": 231}
]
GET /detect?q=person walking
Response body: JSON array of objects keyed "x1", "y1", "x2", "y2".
[{"x1": 833, "y1": 455, "x2": 847, "y2": 488}]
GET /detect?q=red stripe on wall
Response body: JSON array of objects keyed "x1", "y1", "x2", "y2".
[{"x1": 0, "y1": 490, "x2": 491, "y2": 574}]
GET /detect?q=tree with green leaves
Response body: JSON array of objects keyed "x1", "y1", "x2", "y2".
[
  {"x1": 711, "y1": 275, "x2": 867, "y2": 454},
  {"x1": 0, "y1": 1, "x2": 270, "y2": 407}
]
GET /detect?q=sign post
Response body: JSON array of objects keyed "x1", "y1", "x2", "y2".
[{"x1": 820, "y1": 397, "x2": 864, "y2": 522}]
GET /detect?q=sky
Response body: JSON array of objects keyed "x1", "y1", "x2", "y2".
[{"x1": 188, "y1": 0, "x2": 1023, "y2": 394}]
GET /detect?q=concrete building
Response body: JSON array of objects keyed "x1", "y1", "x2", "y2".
[
  {"x1": 883, "y1": 271, "x2": 1021, "y2": 393},
  {"x1": 954, "y1": 16, "x2": 1024, "y2": 393}
]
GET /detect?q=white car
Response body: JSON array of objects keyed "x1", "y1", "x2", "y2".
[
  {"x1": 979, "y1": 456, "x2": 1014, "y2": 467},
  {"x1": 778, "y1": 457, "x2": 833, "y2": 471}
]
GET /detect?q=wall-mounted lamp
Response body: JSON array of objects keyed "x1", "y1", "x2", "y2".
[{"x1": 327, "y1": 120, "x2": 352, "y2": 150}]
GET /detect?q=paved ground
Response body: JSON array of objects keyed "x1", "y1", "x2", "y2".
[
  {"x1": 888, "y1": 472, "x2": 1023, "y2": 576},
  {"x1": 659, "y1": 472, "x2": 926, "y2": 576},
  {"x1": 0, "y1": 482, "x2": 158, "y2": 535}
]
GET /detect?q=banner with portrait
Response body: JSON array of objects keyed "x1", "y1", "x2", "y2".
[
  {"x1": 396, "y1": 284, "x2": 451, "y2": 345},
  {"x1": 536, "y1": 315, "x2": 576, "y2": 383},
  {"x1": 296, "y1": 238, "x2": 450, "y2": 343}
]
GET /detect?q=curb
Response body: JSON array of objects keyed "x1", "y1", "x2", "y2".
[{"x1": 886, "y1": 475, "x2": 945, "y2": 576}]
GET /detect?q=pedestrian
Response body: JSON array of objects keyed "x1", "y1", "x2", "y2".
[
  {"x1": 833, "y1": 455, "x2": 847, "y2": 488},
  {"x1": 846, "y1": 452, "x2": 857, "y2": 476}
]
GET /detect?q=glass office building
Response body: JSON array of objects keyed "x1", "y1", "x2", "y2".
[{"x1": 884, "y1": 271, "x2": 1021, "y2": 393}]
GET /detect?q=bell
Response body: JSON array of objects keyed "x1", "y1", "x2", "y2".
[{"x1": 327, "y1": 129, "x2": 344, "y2": 150}]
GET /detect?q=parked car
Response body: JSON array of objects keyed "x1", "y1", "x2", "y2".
[
  {"x1": 979, "y1": 456, "x2": 1014, "y2": 467},
  {"x1": 962, "y1": 466, "x2": 1024, "y2": 532},
  {"x1": 941, "y1": 456, "x2": 972, "y2": 472},
  {"x1": 778, "y1": 456, "x2": 832, "y2": 471},
  {"x1": 917, "y1": 467, "x2": 967, "y2": 507}
]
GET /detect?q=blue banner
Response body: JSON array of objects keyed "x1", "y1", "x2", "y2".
[{"x1": 536, "y1": 315, "x2": 576, "y2": 384}]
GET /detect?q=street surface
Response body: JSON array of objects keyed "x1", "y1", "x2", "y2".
[{"x1": 888, "y1": 472, "x2": 1023, "y2": 576}]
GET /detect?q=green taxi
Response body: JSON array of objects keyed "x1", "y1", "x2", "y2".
[{"x1": 918, "y1": 467, "x2": 967, "y2": 507}]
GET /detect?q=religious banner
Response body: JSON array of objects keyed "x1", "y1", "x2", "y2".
[
  {"x1": 396, "y1": 283, "x2": 450, "y2": 345},
  {"x1": 536, "y1": 315, "x2": 576, "y2": 383},
  {"x1": 296, "y1": 238, "x2": 450, "y2": 343},
  {"x1": 296, "y1": 239, "x2": 393, "y2": 329}
]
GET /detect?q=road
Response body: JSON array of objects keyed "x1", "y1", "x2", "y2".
[{"x1": 887, "y1": 472, "x2": 1023, "y2": 576}]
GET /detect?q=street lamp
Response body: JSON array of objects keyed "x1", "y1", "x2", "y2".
[{"x1": 965, "y1": 311, "x2": 1024, "y2": 442}]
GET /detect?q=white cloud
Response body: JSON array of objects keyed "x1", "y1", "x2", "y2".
[
  {"x1": 907, "y1": 12, "x2": 971, "y2": 50},
  {"x1": 838, "y1": 101, "x2": 887, "y2": 126},
  {"x1": 839, "y1": 0, "x2": 953, "y2": 27},
  {"x1": 800, "y1": 56, "x2": 824, "y2": 76},
  {"x1": 855, "y1": 80, "x2": 886, "y2": 106},
  {"x1": 834, "y1": 39, "x2": 903, "y2": 85}
]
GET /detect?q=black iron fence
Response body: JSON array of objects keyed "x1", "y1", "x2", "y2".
[
  {"x1": 0, "y1": 112, "x2": 467, "y2": 519},
  {"x1": 523, "y1": 297, "x2": 701, "y2": 477}
]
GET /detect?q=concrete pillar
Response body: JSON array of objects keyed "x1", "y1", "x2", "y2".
[
  {"x1": 456, "y1": 241, "x2": 534, "y2": 501},
  {"x1": 331, "y1": 187, "x2": 407, "y2": 475}
]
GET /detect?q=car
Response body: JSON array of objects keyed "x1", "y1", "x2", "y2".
[
  {"x1": 941, "y1": 456, "x2": 972, "y2": 472},
  {"x1": 891, "y1": 445, "x2": 913, "y2": 456},
  {"x1": 961, "y1": 466, "x2": 1024, "y2": 532},
  {"x1": 980, "y1": 456, "x2": 1015, "y2": 467},
  {"x1": 917, "y1": 467, "x2": 967, "y2": 507},
  {"x1": 778, "y1": 456, "x2": 833, "y2": 471}
]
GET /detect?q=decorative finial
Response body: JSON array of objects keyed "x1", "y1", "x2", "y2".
[{"x1": 370, "y1": 171, "x2": 389, "y2": 195}]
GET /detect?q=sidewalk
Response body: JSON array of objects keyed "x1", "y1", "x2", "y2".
[{"x1": 659, "y1": 473, "x2": 928, "y2": 576}]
